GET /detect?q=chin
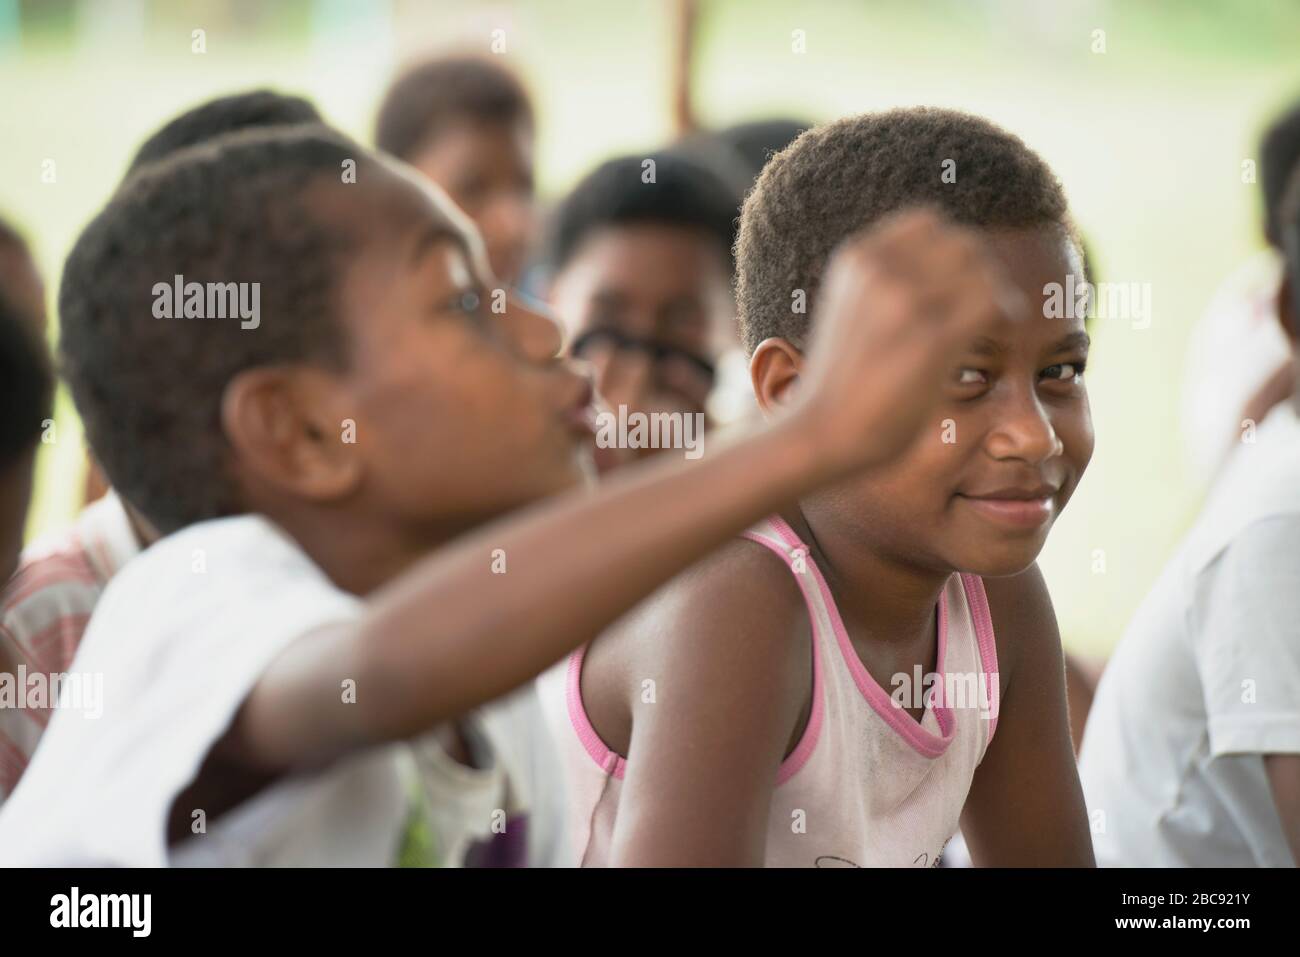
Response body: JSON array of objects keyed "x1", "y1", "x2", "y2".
[{"x1": 957, "y1": 538, "x2": 1047, "y2": 579}]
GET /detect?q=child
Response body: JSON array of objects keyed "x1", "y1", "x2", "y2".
[
  {"x1": 0, "y1": 124, "x2": 998, "y2": 864},
  {"x1": 131, "y1": 89, "x2": 546, "y2": 868},
  {"x1": 1183, "y1": 99, "x2": 1300, "y2": 482},
  {"x1": 0, "y1": 292, "x2": 55, "y2": 798},
  {"x1": 0, "y1": 93, "x2": 320, "y2": 811},
  {"x1": 1078, "y1": 165, "x2": 1300, "y2": 868},
  {"x1": 374, "y1": 54, "x2": 537, "y2": 287},
  {"x1": 546, "y1": 152, "x2": 740, "y2": 450},
  {"x1": 542, "y1": 107, "x2": 1097, "y2": 867}
]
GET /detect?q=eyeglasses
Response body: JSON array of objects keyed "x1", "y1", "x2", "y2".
[{"x1": 569, "y1": 327, "x2": 716, "y2": 386}]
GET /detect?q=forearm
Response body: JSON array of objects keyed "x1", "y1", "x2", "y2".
[
  {"x1": 1264, "y1": 754, "x2": 1300, "y2": 863},
  {"x1": 352, "y1": 415, "x2": 830, "y2": 743}
]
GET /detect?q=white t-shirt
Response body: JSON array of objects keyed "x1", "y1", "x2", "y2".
[
  {"x1": 1079, "y1": 403, "x2": 1300, "y2": 867},
  {"x1": 0, "y1": 515, "x2": 414, "y2": 866}
]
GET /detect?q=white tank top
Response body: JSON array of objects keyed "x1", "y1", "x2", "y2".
[{"x1": 539, "y1": 515, "x2": 1001, "y2": 867}]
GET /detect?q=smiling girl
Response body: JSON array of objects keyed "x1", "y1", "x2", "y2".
[{"x1": 543, "y1": 108, "x2": 1097, "y2": 867}]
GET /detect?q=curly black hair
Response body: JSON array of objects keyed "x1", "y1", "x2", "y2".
[
  {"x1": 546, "y1": 151, "x2": 741, "y2": 276},
  {"x1": 0, "y1": 290, "x2": 51, "y2": 468},
  {"x1": 374, "y1": 54, "x2": 533, "y2": 162},
  {"x1": 736, "y1": 107, "x2": 1073, "y2": 353},
  {"x1": 126, "y1": 88, "x2": 323, "y2": 178},
  {"x1": 60, "y1": 125, "x2": 377, "y2": 534}
]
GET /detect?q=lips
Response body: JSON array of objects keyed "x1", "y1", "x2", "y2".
[
  {"x1": 562, "y1": 374, "x2": 598, "y2": 438},
  {"x1": 956, "y1": 485, "x2": 1059, "y2": 529}
]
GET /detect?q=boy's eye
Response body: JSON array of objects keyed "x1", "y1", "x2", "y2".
[
  {"x1": 445, "y1": 289, "x2": 482, "y2": 316},
  {"x1": 957, "y1": 368, "x2": 987, "y2": 385},
  {"x1": 1041, "y1": 361, "x2": 1086, "y2": 382},
  {"x1": 434, "y1": 289, "x2": 487, "y2": 324},
  {"x1": 456, "y1": 290, "x2": 482, "y2": 314}
]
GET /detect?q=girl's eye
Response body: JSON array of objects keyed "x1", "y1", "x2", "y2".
[
  {"x1": 957, "y1": 368, "x2": 987, "y2": 385},
  {"x1": 1041, "y1": 361, "x2": 1086, "y2": 382}
]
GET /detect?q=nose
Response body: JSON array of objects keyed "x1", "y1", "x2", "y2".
[
  {"x1": 588, "y1": 347, "x2": 654, "y2": 413},
  {"x1": 985, "y1": 387, "x2": 1063, "y2": 465},
  {"x1": 497, "y1": 292, "x2": 564, "y2": 362},
  {"x1": 483, "y1": 193, "x2": 536, "y2": 283}
]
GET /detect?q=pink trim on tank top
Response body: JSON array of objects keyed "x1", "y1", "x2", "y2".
[
  {"x1": 563, "y1": 527, "x2": 827, "y2": 787},
  {"x1": 958, "y1": 572, "x2": 1000, "y2": 745},
  {"x1": 739, "y1": 527, "x2": 826, "y2": 786},
  {"x1": 565, "y1": 647, "x2": 628, "y2": 780},
  {"x1": 563, "y1": 516, "x2": 1000, "y2": 782},
  {"x1": 765, "y1": 514, "x2": 972, "y2": 761}
]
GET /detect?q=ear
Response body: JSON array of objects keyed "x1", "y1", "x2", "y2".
[
  {"x1": 1276, "y1": 271, "x2": 1298, "y2": 345},
  {"x1": 220, "y1": 366, "x2": 362, "y2": 504},
  {"x1": 749, "y1": 337, "x2": 805, "y2": 417}
]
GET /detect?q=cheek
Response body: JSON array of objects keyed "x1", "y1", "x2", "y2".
[
  {"x1": 1055, "y1": 400, "x2": 1095, "y2": 479},
  {"x1": 347, "y1": 332, "x2": 505, "y2": 456},
  {"x1": 835, "y1": 437, "x2": 960, "y2": 518}
]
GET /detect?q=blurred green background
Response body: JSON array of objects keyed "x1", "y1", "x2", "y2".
[{"x1": 2, "y1": 0, "x2": 1299, "y2": 657}]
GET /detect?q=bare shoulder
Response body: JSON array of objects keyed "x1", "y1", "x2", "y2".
[
  {"x1": 582, "y1": 535, "x2": 813, "y2": 755},
  {"x1": 979, "y1": 562, "x2": 1061, "y2": 693}
]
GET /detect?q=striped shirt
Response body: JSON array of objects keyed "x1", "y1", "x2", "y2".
[{"x1": 0, "y1": 492, "x2": 139, "y2": 802}]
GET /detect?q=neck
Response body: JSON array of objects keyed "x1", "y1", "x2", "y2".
[
  {"x1": 267, "y1": 503, "x2": 475, "y2": 597},
  {"x1": 785, "y1": 500, "x2": 950, "y2": 644}
]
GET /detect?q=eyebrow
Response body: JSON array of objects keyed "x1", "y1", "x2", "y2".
[
  {"x1": 1047, "y1": 331, "x2": 1092, "y2": 353},
  {"x1": 966, "y1": 330, "x2": 1091, "y2": 358},
  {"x1": 968, "y1": 336, "x2": 1006, "y2": 357},
  {"x1": 407, "y1": 222, "x2": 468, "y2": 269}
]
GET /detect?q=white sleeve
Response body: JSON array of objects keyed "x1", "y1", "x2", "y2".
[
  {"x1": 1193, "y1": 515, "x2": 1300, "y2": 758},
  {"x1": 0, "y1": 516, "x2": 366, "y2": 865}
]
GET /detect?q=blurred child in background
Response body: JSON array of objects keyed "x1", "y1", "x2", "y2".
[
  {"x1": 0, "y1": 122, "x2": 986, "y2": 865},
  {"x1": 375, "y1": 54, "x2": 537, "y2": 288},
  {"x1": 1079, "y1": 163, "x2": 1300, "y2": 869},
  {"x1": 672, "y1": 120, "x2": 812, "y2": 426},
  {"x1": 543, "y1": 108, "x2": 1097, "y2": 867},
  {"x1": 546, "y1": 151, "x2": 740, "y2": 449},
  {"x1": 1182, "y1": 98, "x2": 1300, "y2": 482},
  {"x1": 0, "y1": 287, "x2": 55, "y2": 800}
]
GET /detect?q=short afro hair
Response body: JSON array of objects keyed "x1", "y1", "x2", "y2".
[
  {"x1": 374, "y1": 54, "x2": 533, "y2": 162},
  {"x1": 60, "y1": 126, "x2": 377, "y2": 534},
  {"x1": 736, "y1": 107, "x2": 1073, "y2": 354},
  {"x1": 1261, "y1": 98, "x2": 1300, "y2": 247},
  {"x1": 546, "y1": 151, "x2": 741, "y2": 276},
  {"x1": 0, "y1": 291, "x2": 52, "y2": 468},
  {"x1": 127, "y1": 88, "x2": 323, "y2": 177}
]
